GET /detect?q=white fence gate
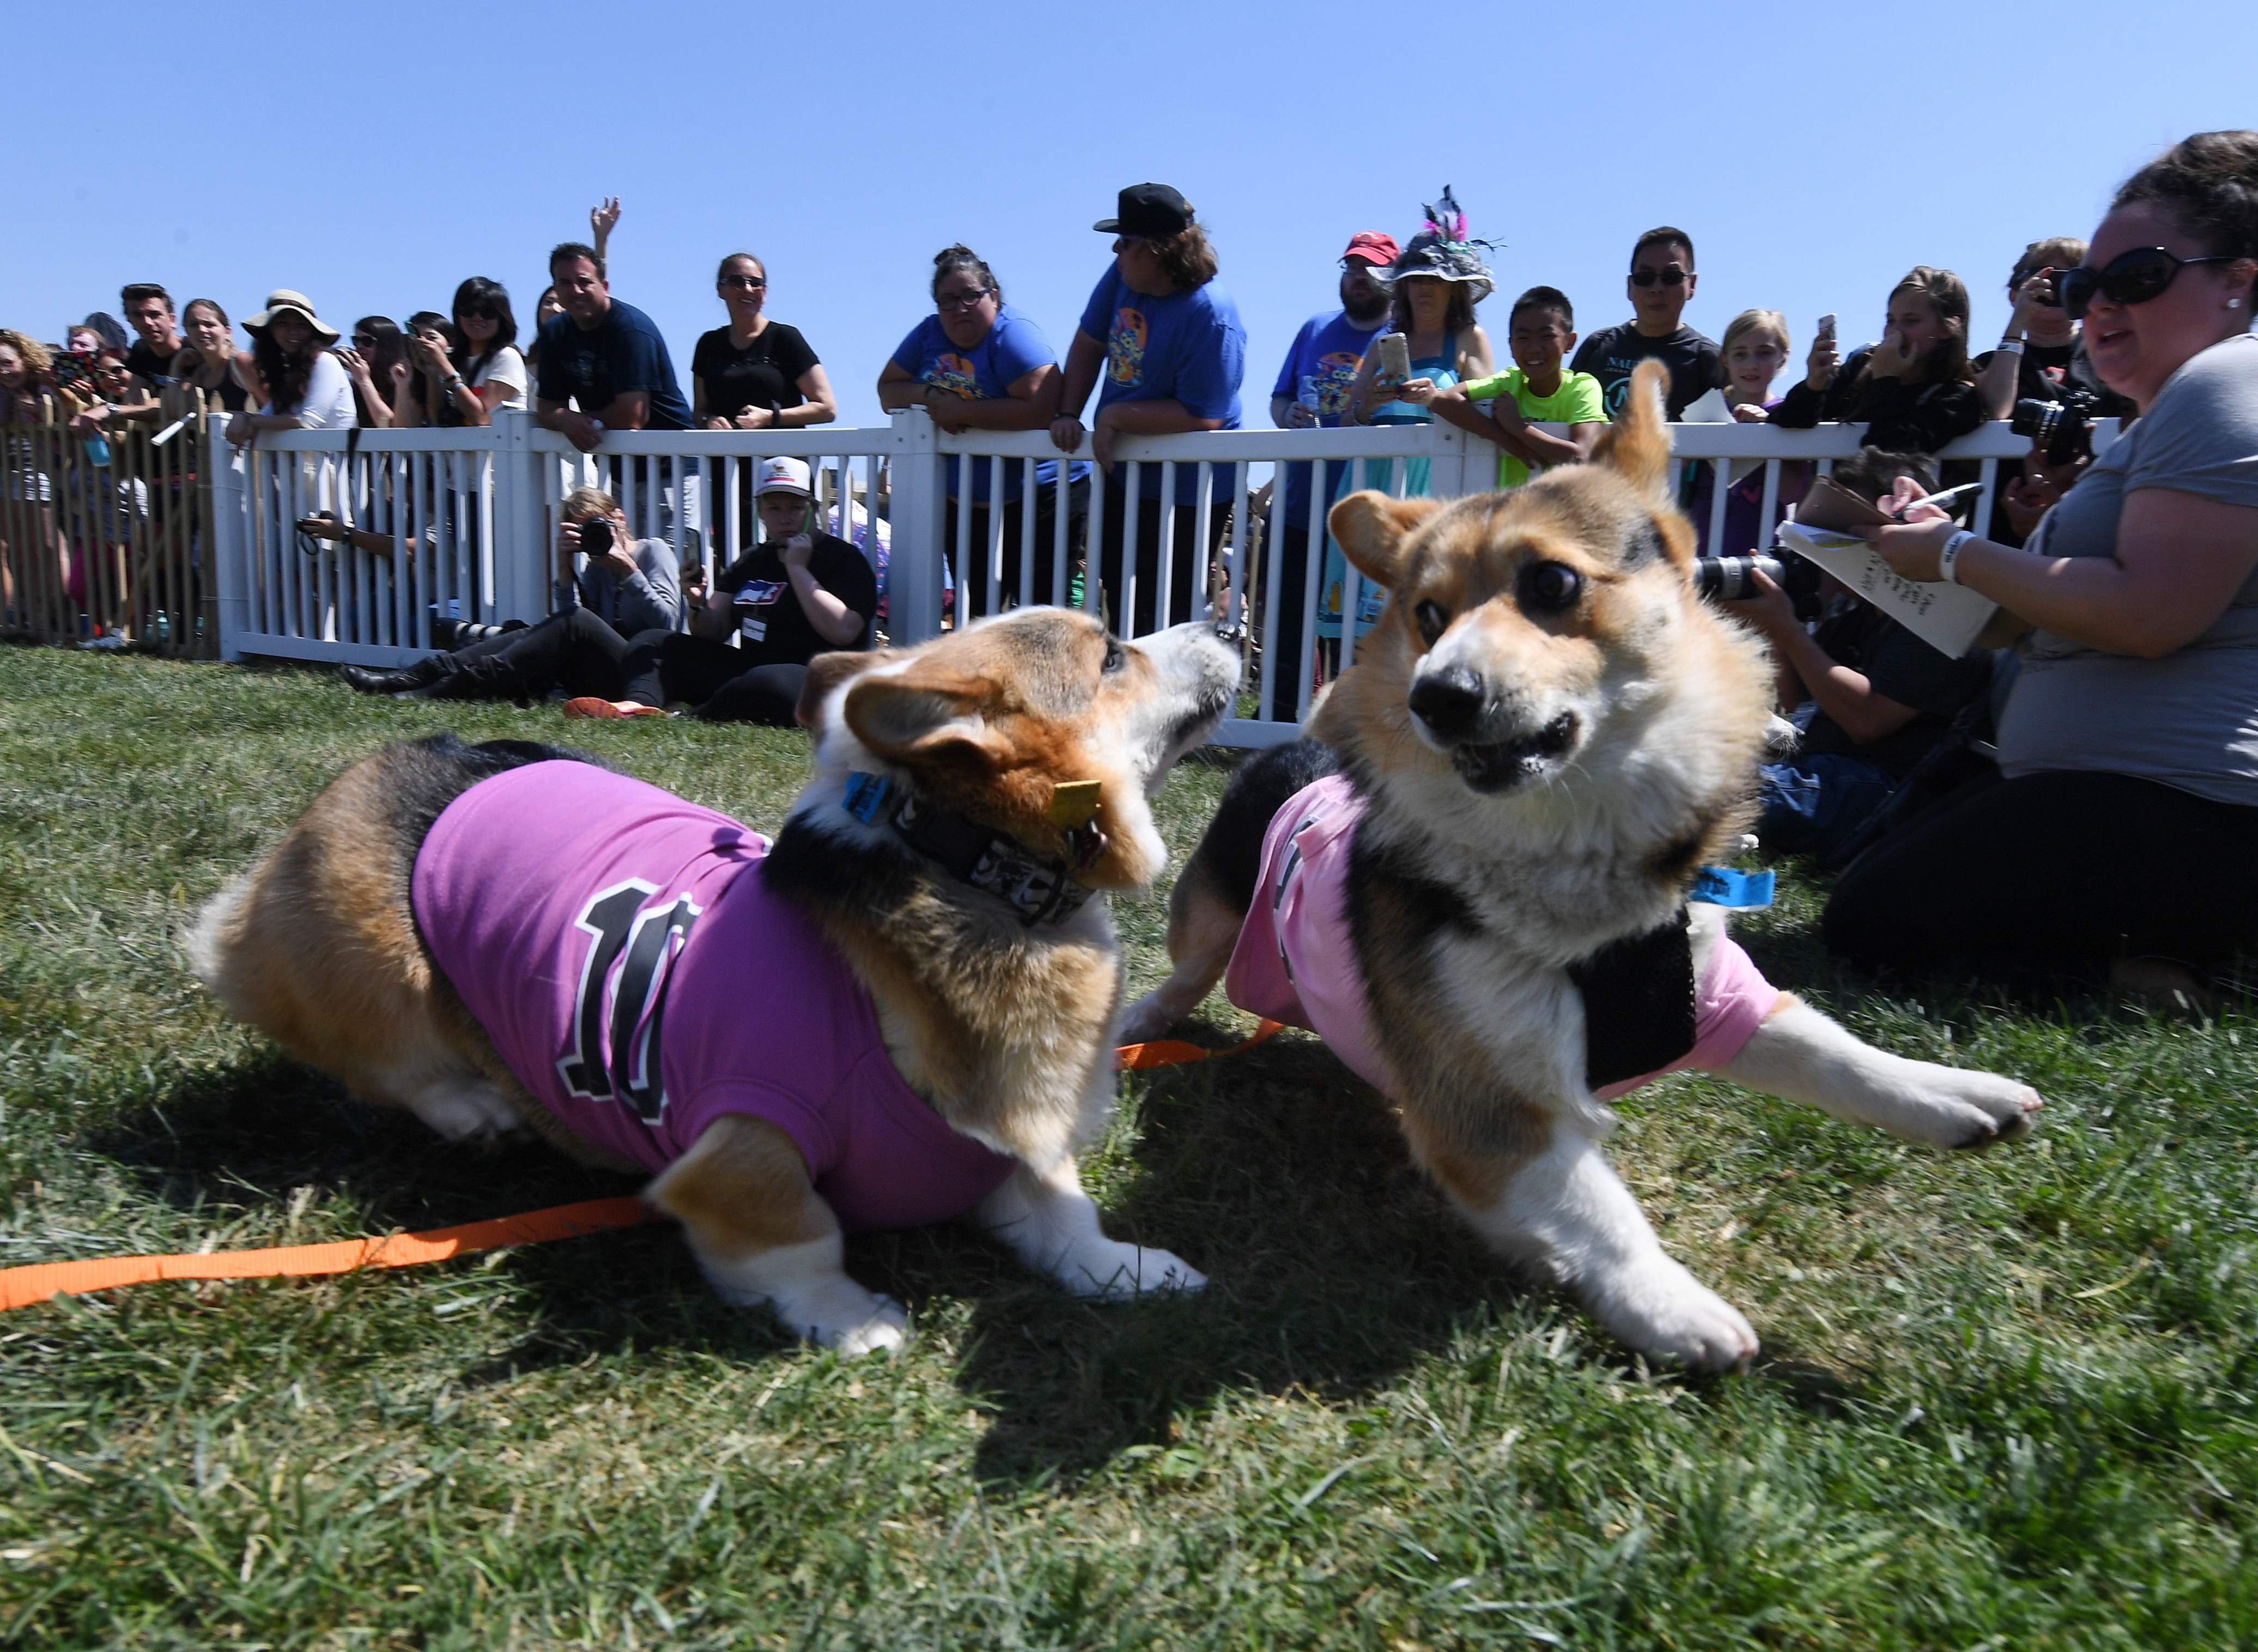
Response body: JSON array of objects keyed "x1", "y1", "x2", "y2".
[{"x1": 209, "y1": 410, "x2": 2056, "y2": 748}]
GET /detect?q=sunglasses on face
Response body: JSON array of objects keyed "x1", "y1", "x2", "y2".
[
  {"x1": 936, "y1": 287, "x2": 992, "y2": 312},
  {"x1": 721, "y1": 275, "x2": 767, "y2": 290},
  {"x1": 351, "y1": 334, "x2": 377, "y2": 348},
  {"x1": 2059, "y1": 246, "x2": 2240, "y2": 321},
  {"x1": 1630, "y1": 264, "x2": 1688, "y2": 288}
]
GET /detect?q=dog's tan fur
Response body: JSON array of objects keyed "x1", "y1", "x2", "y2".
[
  {"x1": 193, "y1": 608, "x2": 1240, "y2": 1352},
  {"x1": 1128, "y1": 362, "x2": 2042, "y2": 1369}
]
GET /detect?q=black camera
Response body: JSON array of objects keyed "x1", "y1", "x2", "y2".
[
  {"x1": 2010, "y1": 386, "x2": 2104, "y2": 467},
  {"x1": 576, "y1": 515, "x2": 615, "y2": 558},
  {"x1": 1692, "y1": 553, "x2": 1824, "y2": 621}
]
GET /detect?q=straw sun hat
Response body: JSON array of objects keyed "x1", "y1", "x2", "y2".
[{"x1": 243, "y1": 289, "x2": 341, "y2": 343}]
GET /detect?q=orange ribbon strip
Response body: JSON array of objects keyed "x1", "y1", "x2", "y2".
[{"x1": 0, "y1": 1024, "x2": 1288, "y2": 1313}]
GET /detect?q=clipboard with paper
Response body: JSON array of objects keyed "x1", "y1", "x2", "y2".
[{"x1": 1774, "y1": 476, "x2": 1998, "y2": 659}]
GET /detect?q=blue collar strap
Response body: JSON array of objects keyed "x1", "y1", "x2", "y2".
[{"x1": 1690, "y1": 865, "x2": 1774, "y2": 908}]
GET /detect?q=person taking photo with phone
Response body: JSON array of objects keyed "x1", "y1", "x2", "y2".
[{"x1": 1771, "y1": 267, "x2": 1986, "y2": 454}]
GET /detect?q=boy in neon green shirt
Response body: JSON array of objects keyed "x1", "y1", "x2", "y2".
[{"x1": 1426, "y1": 286, "x2": 1607, "y2": 488}]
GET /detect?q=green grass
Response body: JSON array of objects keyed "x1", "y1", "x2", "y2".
[{"x1": 1, "y1": 645, "x2": 2253, "y2": 1650}]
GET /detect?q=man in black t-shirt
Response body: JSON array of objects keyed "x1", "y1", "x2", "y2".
[
  {"x1": 114, "y1": 282, "x2": 184, "y2": 421},
  {"x1": 1569, "y1": 227, "x2": 1722, "y2": 420}
]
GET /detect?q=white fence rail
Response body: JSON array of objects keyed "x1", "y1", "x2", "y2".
[{"x1": 209, "y1": 410, "x2": 2057, "y2": 747}]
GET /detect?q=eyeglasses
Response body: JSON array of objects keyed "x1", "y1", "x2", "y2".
[
  {"x1": 936, "y1": 287, "x2": 992, "y2": 312},
  {"x1": 1629, "y1": 264, "x2": 1688, "y2": 288},
  {"x1": 2059, "y1": 246, "x2": 2241, "y2": 321},
  {"x1": 721, "y1": 275, "x2": 767, "y2": 290}
]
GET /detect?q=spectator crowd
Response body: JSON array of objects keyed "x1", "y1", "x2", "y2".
[{"x1": 7, "y1": 131, "x2": 2258, "y2": 1002}]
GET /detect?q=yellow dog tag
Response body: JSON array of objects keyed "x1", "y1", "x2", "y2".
[{"x1": 1045, "y1": 780, "x2": 1102, "y2": 829}]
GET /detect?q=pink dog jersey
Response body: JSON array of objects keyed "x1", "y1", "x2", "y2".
[
  {"x1": 1222, "y1": 773, "x2": 1778, "y2": 1100},
  {"x1": 411, "y1": 761, "x2": 1016, "y2": 1231}
]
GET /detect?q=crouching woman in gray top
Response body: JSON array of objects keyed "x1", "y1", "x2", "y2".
[{"x1": 1829, "y1": 130, "x2": 2258, "y2": 995}]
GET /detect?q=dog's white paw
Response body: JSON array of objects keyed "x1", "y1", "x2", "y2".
[
  {"x1": 404, "y1": 1079, "x2": 523, "y2": 1142},
  {"x1": 774, "y1": 1279, "x2": 908, "y2": 1356},
  {"x1": 1881, "y1": 1065, "x2": 2044, "y2": 1150},
  {"x1": 1115, "y1": 992, "x2": 1180, "y2": 1046},
  {"x1": 1060, "y1": 1240, "x2": 1207, "y2": 1301},
  {"x1": 1587, "y1": 1255, "x2": 1758, "y2": 1372}
]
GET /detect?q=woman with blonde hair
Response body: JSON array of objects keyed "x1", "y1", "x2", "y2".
[
  {"x1": 0, "y1": 329, "x2": 69, "y2": 624},
  {"x1": 1773, "y1": 266, "x2": 1985, "y2": 453}
]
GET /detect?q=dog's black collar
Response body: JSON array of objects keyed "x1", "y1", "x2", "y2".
[{"x1": 842, "y1": 772, "x2": 1093, "y2": 928}]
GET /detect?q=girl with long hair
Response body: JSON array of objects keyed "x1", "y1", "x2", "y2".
[{"x1": 1772, "y1": 267, "x2": 1985, "y2": 453}]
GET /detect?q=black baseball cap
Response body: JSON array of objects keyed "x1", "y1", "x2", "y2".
[{"x1": 1095, "y1": 183, "x2": 1193, "y2": 239}]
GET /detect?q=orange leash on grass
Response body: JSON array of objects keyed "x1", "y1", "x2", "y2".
[{"x1": 0, "y1": 1025, "x2": 1288, "y2": 1312}]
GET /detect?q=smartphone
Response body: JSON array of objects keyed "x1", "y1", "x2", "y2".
[{"x1": 1816, "y1": 314, "x2": 1837, "y2": 342}]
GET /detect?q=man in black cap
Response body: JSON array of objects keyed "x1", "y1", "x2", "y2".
[{"x1": 1050, "y1": 184, "x2": 1246, "y2": 636}]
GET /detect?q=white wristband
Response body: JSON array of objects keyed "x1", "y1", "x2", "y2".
[
  {"x1": 1994, "y1": 338, "x2": 2026, "y2": 356},
  {"x1": 1938, "y1": 530, "x2": 1975, "y2": 585}
]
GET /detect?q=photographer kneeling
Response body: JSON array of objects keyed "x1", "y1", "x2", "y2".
[
  {"x1": 1828, "y1": 131, "x2": 2258, "y2": 997},
  {"x1": 1725, "y1": 451, "x2": 1994, "y2": 861},
  {"x1": 338, "y1": 485, "x2": 680, "y2": 701}
]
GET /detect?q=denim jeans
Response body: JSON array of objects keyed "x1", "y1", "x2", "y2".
[{"x1": 1758, "y1": 754, "x2": 1899, "y2": 859}]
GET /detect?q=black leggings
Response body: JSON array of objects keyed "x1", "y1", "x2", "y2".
[
  {"x1": 458, "y1": 612, "x2": 806, "y2": 726},
  {"x1": 1823, "y1": 768, "x2": 2258, "y2": 980}
]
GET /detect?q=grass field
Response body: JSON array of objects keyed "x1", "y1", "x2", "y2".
[{"x1": 1, "y1": 643, "x2": 2253, "y2": 1650}]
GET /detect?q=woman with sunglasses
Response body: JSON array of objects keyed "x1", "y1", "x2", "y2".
[
  {"x1": 337, "y1": 316, "x2": 409, "y2": 429},
  {"x1": 396, "y1": 278, "x2": 525, "y2": 429},
  {"x1": 1836, "y1": 131, "x2": 2258, "y2": 1001},
  {"x1": 876, "y1": 244, "x2": 1087, "y2": 617},
  {"x1": 1771, "y1": 266, "x2": 1985, "y2": 455},
  {"x1": 693, "y1": 254, "x2": 836, "y2": 436}
]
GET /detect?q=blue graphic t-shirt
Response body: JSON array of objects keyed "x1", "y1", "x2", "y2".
[
  {"x1": 1269, "y1": 307, "x2": 1388, "y2": 527},
  {"x1": 890, "y1": 305, "x2": 1085, "y2": 503},
  {"x1": 1079, "y1": 265, "x2": 1246, "y2": 502}
]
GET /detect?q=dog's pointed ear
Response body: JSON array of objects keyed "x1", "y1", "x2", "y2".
[
  {"x1": 1327, "y1": 491, "x2": 1442, "y2": 591},
  {"x1": 1591, "y1": 359, "x2": 1673, "y2": 501},
  {"x1": 797, "y1": 648, "x2": 889, "y2": 734},
  {"x1": 843, "y1": 663, "x2": 1006, "y2": 768}
]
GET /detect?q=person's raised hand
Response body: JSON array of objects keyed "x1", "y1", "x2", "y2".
[
  {"x1": 409, "y1": 334, "x2": 449, "y2": 375},
  {"x1": 389, "y1": 360, "x2": 414, "y2": 398},
  {"x1": 1867, "y1": 327, "x2": 1920, "y2": 381},
  {"x1": 1805, "y1": 329, "x2": 1840, "y2": 391},
  {"x1": 591, "y1": 196, "x2": 622, "y2": 242},
  {"x1": 597, "y1": 538, "x2": 640, "y2": 582},
  {"x1": 781, "y1": 532, "x2": 815, "y2": 571},
  {"x1": 2010, "y1": 267, "x2": 2056, "y2": 330},
  {"x1": 335, "y1": 347, "x2": 368, "y2": 381}
]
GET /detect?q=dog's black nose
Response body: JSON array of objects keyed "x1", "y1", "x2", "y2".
[{"x1": 1407, "y1": 665, "x2": 1486, "y2": 740}]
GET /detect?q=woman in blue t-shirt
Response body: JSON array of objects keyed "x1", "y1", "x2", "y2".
[
  {"x1": 878, "y1": 245, "x2": 1088, "y2": 618},
  {"x1": 1048, "y1": 184, "x2": 1247, "y2": 637}
]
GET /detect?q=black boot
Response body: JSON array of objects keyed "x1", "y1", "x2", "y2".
[
  {"x1": 402, "y1": 651, "x2": 531, "y2": 704},
  {"x1": 341, "y1": 656, "x2": 448, "y2": 696}
]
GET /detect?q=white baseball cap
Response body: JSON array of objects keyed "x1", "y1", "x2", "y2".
[{"x1": 755, "y1": 456, "x2": 812, "y2": 497}]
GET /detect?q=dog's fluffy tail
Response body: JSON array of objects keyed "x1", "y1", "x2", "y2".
[{"x1": 185, "y1": 871, "x2": 258, "y2": 1020}]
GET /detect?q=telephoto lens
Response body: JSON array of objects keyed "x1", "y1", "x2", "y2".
[{"x1": 1690, "y1": 554, "x2": 1788, "y2": 602}]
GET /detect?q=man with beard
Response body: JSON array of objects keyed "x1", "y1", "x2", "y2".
[{"x1": 1261, "y1": 230, "x2": 1398, "y2": 712}]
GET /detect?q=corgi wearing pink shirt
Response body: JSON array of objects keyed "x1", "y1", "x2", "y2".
[{"x1": 1124, "y1": 364, "x2": 2042, "y2": 1372}]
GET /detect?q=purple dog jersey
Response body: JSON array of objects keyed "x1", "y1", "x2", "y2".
[
  {"x1": 411, "y1": 761, "x2": 1016, "y2": 1231},
  {"x1": 1223, "y1": 774, "x2": 1779, "y2": 1100}
]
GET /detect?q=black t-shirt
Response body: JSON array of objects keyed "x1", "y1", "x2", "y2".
[
  {"x1": 1570, "y1": 323, "x2": 1721, "y2": 420},
  {"x1": 533, "y1": 299, "x2": 693, "y2": 429},
  {"x1": 691, "y1": 323, "x2": 821, "y2": 421},
  {"x1": 714, "y1": 529, "x2": 876, "y2": 666},
  {"x1": 1799, "y1": 601, "x2": 1992, "y2": 778},
  {"x1": 123, "y1": 338, "x2": 180, "y2": 387}
]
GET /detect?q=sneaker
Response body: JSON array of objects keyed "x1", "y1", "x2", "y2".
[{"x1": 562, "y1": 697, "x2": 667, "y2": 719}]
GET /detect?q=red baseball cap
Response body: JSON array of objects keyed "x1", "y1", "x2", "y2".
[{"x1": 1340, "y1": 231, "x2": 1400, "y2": 266}]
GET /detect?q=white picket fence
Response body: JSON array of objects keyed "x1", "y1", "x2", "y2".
[{"x1": 207, "y1": 409, "x2": 2054, "y2": 748}]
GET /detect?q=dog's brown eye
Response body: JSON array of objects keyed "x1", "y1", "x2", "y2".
[
  {"x1": 1415, "y1": 601, "x2": 1449, "y2": 647},
  {"x1": 1520, "y1": 562, "x2": 1582, "y2": 614},
  {"x1": 1102, "y1": 639, "x2": 1126, "y2": 674}
]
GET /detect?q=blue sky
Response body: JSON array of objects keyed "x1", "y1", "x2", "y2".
[{"x1": 13, "y1": 1, "x2": 2256, "y2": 426}]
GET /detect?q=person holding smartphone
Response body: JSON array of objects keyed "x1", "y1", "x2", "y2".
[{"x1": 1771, "y1": 267, "x2": 1986, "y2": 455}]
